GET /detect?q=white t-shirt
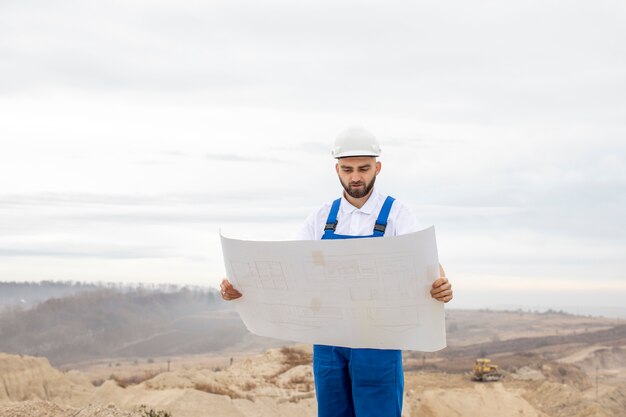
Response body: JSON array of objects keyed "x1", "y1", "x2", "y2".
[{"x1": 296, "y1": 187, "x2": 422, "y2": 240}]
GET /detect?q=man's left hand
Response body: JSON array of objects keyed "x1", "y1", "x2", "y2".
[{"x1": 431, "y1": 276, "x2": 453, "y2": 303}]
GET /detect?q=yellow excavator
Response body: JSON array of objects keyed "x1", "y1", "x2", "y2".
[{"x1": 472, "y1": 358, "x2": 503, "y2": 382}]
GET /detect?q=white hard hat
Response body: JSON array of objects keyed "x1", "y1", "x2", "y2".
[{"x1": 331, "y1": 127, "x2": 381, "y2": 158}]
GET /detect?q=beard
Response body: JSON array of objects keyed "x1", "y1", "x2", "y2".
[{"x1": 340, "y1": 175, "x2": 376, "y2": 199}]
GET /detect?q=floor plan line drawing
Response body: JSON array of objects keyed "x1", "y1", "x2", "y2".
[
  {"x1": 220, "y1": 227, "x2": 447, "y2": 352},
  {"x1": 230, "y1": 259, "x2": 289, "y2": 291}
]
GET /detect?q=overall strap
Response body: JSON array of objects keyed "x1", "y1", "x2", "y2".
[
  {"x1": 323, "y1": 198, "x2": 342, "y2": 238},
  {"x1": 372, "y1": 196, "x2": 395, "y2": 237}
]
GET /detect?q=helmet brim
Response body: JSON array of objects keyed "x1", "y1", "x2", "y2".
[{"x1": 333, "y1": 150, "x2": 380, "y2": 158}]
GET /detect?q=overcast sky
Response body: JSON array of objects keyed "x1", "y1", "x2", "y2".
[{"x1": 1, "y1": 0, "x2": 625, "y2": 313}]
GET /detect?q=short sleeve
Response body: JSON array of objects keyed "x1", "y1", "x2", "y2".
[
  {"x1": 295, "y1": 209, "x2": 319, "y2": 240},
  {"x1": 389, "y1": 201, "x2": 422, "y2": 236}
]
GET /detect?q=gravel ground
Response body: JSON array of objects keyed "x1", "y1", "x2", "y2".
[{"x1": 0, "y1": 401, "x2": 144, "y2": 417}]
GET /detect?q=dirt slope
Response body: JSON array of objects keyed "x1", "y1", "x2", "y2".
[
  {"x1": 0, "y1": 353, "x2": 92, "y2": 404},
  {"x1": 1, "y1": 342, "x2": 625, "y2": 417},
  {"x1": 0, "y1": 401, "x2": 143, "y2": 417},
  {"x1": 407, "y1": 382, "x2": 547, "y2": 417}
]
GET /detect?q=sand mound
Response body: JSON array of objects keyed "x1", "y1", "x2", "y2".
[
  {"x1": 0, "y1": 353, "x2": 92, "y2": 404},
  {"x1": 539, "y1": 363, "x2": 591, "y2": 390},
  {"x1": 106, "y1": 387, "x2": 245, "y2": 417},
  {"x1": 0, "y1": 400, "x2": 71, "y2": 417},
  {"x1": 87, "y1": 380, "x2": 127, "y2": 405},
  {"x1": 275, "y1": 364, "x2": 314, "y2": 389},
  {"x1": 510, "y1": 366, "x2": 545, "y2": 381},
  {"x1": 559, "y1": 345, "x2": 626, "y2": 371},
  {"x1": 570, "y1": 346, "x2": 626, "y2": 378},
  {"x1": 599, "y1": 384, "x2": 626, "y2": 417},
  {"x1": 70, "y1": 403, "x2": 143, "y2": 417},
  {"x1": 142, "y1": 345, "x2": 314, "y2": 400},
  {"x1": 142, "y1": 369, "x2": 210, "y2": 390},
  {"x1": 408, "y1": 382, "x2": 545, "y2": 417},
  {"x1": 0, "y1": 400, "x2": 142, "y2": 417},
  {"x1": 74, "y1": 347, "x2": 317, "y2": 417},
  {"x1": 523, "y1": 380, "x2": 615, "y2": 417},
  {"x1": 3, "y1": 342, "x2": 623, "y2": 417}
]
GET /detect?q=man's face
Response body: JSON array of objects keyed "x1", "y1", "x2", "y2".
[{"x1": 335, "y1": 156, "x2": 381, "y2": 199}]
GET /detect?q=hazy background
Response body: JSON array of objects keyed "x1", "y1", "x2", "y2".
[{"x1": 1, "y1": 0, "x2": 624, "y2": 316}]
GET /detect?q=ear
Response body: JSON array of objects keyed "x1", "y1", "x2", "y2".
[
  {"x1": 375, "y1": 161, "x2": 381, "y2": 175},
  {"x1": 335, "y1": 163, "x2": 339, "y2": 174}
]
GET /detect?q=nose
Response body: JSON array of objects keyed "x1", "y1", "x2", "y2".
[{"x1": 350, "y1": 173, "x2": 363, "y2": 183}]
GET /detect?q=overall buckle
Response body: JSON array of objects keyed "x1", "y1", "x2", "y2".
[{"x1": 374, "y1": 223, "x2": 386, "y2": 233}]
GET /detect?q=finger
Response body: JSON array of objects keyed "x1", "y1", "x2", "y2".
[
  {"x1": 432, "y1": 277, "x2": 448, "y2": 288},
  {"x1": 432, "y1": 288, "x2": 452, "y2": 298},
  {"x1": 433, "y1": 290, "x2": 453, "y2": 302},
  {"x1": 431, "y1": 290, "x2": 447, "y2": 299},
  {"x1": 223, "y1": 291, "x2": 242, "y2": 301},
  {"x1": 432, "y1": 289, "x2": 452, "y2": 298},
  {"x1": 220, "y1": 279, "x2": 242, "y2": 301},
  {"x1": 437, "y1": 294, "x2": 453, "y2": 303},
  {"x1": 430, "y1": 283, "x2": 451, "y2": 295},
  {"x1": 221, "y1": 279, "x2": 241, "y2": 295},
  {"x1": 431, "y1": 284, "x2": 451, "y2": 296}
]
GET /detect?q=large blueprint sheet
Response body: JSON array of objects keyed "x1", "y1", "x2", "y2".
[{"x1": 220, "y1": 227, "x2": 446, "y2": 351}]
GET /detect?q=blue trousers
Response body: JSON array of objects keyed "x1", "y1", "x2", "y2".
[{"x1": 313, "y1": 345, "x2": 403, "y2": 417}]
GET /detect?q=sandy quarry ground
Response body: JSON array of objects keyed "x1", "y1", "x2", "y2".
[
  {"x1": 59, "y1": 351, "x2": 247, "y2": 387},
  {"x1": 2, "y1": 339, "x2": 625, "y2": 417}
]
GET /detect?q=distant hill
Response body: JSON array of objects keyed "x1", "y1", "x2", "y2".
[
  {"x1": 0, "y1": 285, "x2": 252, "y2": 365},
  {"x1": 0, "y1": 280, "x2": 204, "y2": 309},
  {"x1": 0, "y1": 281, "x2": 105, "y2": 309}
]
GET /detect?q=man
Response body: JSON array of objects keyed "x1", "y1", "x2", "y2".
[{"x1": 221, "y1": 127, "x2": 453, "y2": 417}]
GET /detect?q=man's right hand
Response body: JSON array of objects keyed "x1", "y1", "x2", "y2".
[{"x1": 220, "y1": 278, "x2": 242, "y2": 301}]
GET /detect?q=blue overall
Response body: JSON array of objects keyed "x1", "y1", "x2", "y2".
[{"x1": 314, "y1": 196, "x2": 403, "y2": 417}]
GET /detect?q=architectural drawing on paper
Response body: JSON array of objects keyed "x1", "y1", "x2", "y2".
[
  {"x1": 230, "y1": 260, "x2": 287, "y2": 290},
  {"x1": 303, "y1": 252, "x2": 419, "y2": 302},
  {"x1": 247, "y1": 301, "x2": 343, "y2": 331},
  {"x1": 220, "y1": 227, "x2": 447, "y2": 351},
  {"x1": 366, "y1": 305, "x2": 423, "y2": 331}
]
